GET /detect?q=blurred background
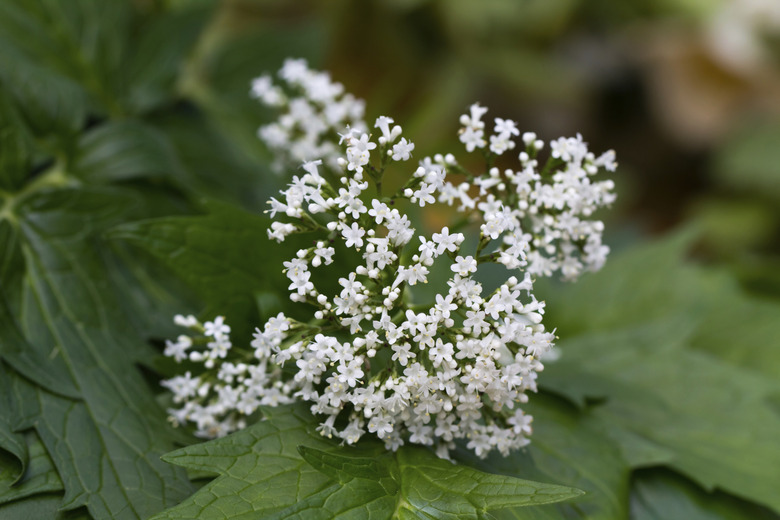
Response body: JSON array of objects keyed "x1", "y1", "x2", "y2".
[{"x1": 176, "y1": 0, "x2": 780, "y2": 295}]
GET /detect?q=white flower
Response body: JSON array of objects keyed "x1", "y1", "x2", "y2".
[
  {"x1": 342, "y1": 222, "x2": 366, "y2": 249},
  {"x1": 451, "y1": 255, "x2": 477, "y2": 276},
  {"x1": 204, "y1": 317, "x2": 230, "y2": 338},
  {"x1": 391, "y1": 138, "x2": 415, "y2": 161}
]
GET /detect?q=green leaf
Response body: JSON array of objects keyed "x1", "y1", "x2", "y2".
[
  {"x1": 542, "y1": 305, "x2": 780, "y2": 512},
  {"x1": 11, "y1": 187, "x2": 195, "y2": 519},
  {"x1": 0, "y1": 89, "x2": 35, "y2": 190},
  {"x1": 0, "y1": 296, "x2": 81, "y2": 400},
  {"x1": 272, "y1": 444, "x2": 583, "y2": 520},
  {"x1": 154, "y1": 404, "x2": 582, "y2": 520},
  {"x1": 0, "y1": 0, "x2": 134, "y2": 116},
  {"x1": 150, "y1": 404, "x2": 337, "y2": 519},
  {"x1": 72, "y1": 120, "x2": 186, "y2": 183},
  {"x1": 124, "y1": 6, "x2": 213, "y2": 114},
  {"x1": 459, "y1": 394, "x2": 630, "y2": 520},
  {"x1": 630, "y1": 469, "x2": 779, "y2": 520},
  {"x1": 108, "y1": 202, "x2": 298, "y2": 339},
  {"x1": 0, "y1": 221, "x2": 25, "y2": 314},
  {"x1": 0, "y1": 363, "x2": 27, "y2": 475},
  {"x1": 714, "y1": 120, "x2": 780, "y2": 201},
  {"x1": 0, "y1": 430, "x2": 63, "y2": 506},
  {"x1": 0, "y1": 493, "x2": 90, "y2": 520},
  {"x1": 149, "y1": 110, "x2": 279, "y2": 208}
]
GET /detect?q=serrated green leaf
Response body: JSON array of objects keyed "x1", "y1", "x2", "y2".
[
  {"x1": 11, "y1": 187, "x2": 194, "y2": 519},
  {"x1": 154, "y1": 404, "x2": 582, "y2": 520},
  {"x1": 151, "y1": 404, "x2": 336, "y2": 520},
  {"x1": 538, "y1": 232, "x2": 780, "y2": 513},
  {"x1": 108, "y1": 202, "x2": 298, "y2": 339},
  {"x1": 459, "y1": 393, "x2": 629, "y2": 520},
  {"x1": 72, "y1": 120, "x2": 186, "y2": 183},
  {"x1": 275, "y1": 444, "x2": 583, "y2": 520}
]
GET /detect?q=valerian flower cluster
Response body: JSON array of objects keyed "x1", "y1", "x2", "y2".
[{"x1": 162, "y1": 59, "x2": 617, "y2": 459}]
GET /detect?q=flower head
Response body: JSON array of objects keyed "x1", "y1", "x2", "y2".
[{"x1": 163, "y1": 61, "x2": 617, "y2": 459}]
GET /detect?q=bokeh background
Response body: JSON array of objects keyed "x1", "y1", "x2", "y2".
[{"x1": 179, "y1": 0, "x2": 780, "y2": 293}]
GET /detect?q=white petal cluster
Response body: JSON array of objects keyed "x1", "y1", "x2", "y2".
[
  {"x1": 253, "y1": 58, "x2": 367, "y2": 173},
  {"x1": 448, "y1": 106, "x2": 617, "y2": 280},
  {"x1": 163, "y1": 63, "x2": 617, "y2": 459}
]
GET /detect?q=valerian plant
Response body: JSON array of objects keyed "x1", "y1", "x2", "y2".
[{"x1": 161, "y1": 59, "x2": 617, "y2": 462}]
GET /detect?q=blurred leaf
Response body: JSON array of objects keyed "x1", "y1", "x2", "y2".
[
  {"x1": 72, "y1": 120, "x2": 185, "y2": 183},
  {"x1": 714, "y1": 121, "x2": 780, "y2": 202},
  {"x1": 686, "y1": 198, "x2": 776, "y2": 260},
  {"x1": 182, "y1": 18, "x2": 325, "y2": 155},
  {"x1": 124, "y1": 6, "x2": 213, "y2": 114},
  {"x1": 0, "y1": 47, "x2": 89, "y2": 137},
  {"x1": 538, "y1": 231, "x2": 780, "y2": 513},
  {"x1": 631, "y1": 469, "x2": 779, "y2": 520},
  {"x1": 0, "y1": 89, "x2": 35, "y2": 190},
  {"x1": 149, "y1": 110, "x2": 278, "y2": 208},
  {"x1": 0, "y1": 0, "x2": 132, "y2": 119}
]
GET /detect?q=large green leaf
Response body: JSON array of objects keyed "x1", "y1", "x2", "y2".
[
  {"x1": 538, "y1": 232, "x2": 780, "y2": 513},
  {"x1": 153, "y1": 404, "x2": 582, "y2": 520},
  {"x1": 0, "y1": 493, "x2": 90, "y2": 520},
  {"x1": 0, "y1": 430, "x2": 62, "y2": 506},
  {"x1": 8, "y1": 187, "x2": 195, "y2": 519},
  {"x1": 0, "y1": 0, "x2": 131, "y2": 120},
  {"x1": 108, "y1": 202, "x2": 298, "y2": 339},
  {"x1": 540, "y1": 229, "x2": 780, "y2": 379},
  {"x1": 150, "y1": 404, "x2": 336, "y2": 520},
  {"x1": 0, "y1": 363, "x2": 26, "y2": 476},
  {"x1": 123, "y1": 6, "x2": 213, "y2": 114},
  {"x1": 459, "y1": 394, "x2": 630, "y2": 520},
  {"x1": 630, "y1": 469, "x2": 779, "y2": 520},
  {"x1": 72, "y1": 120, "x2": 186, "y2": 184},
  {"x1": 0, "y1": 89, "x2": 35, "y2": 190},
  {"x1": 272, "y1": 444, "x2": 582, "y2": 519}
]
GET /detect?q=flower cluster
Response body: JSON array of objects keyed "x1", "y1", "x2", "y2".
[
  {"x1": 252, "y1": 58, "x2": 366, "y2": 173},
  {"x1": 162, "y1": 60, "x2": 617, "y2": 459}
]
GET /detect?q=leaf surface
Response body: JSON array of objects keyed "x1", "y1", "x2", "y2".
[
  {"x1": 539, "y1": 232, "x2": 780, "y2": 513},
  {"x1": 9, "y1": 187, "x2": 195, "y2": 519},
  {"x1": 154, "y1": 404, "x2": 583, "y2": 520}
]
